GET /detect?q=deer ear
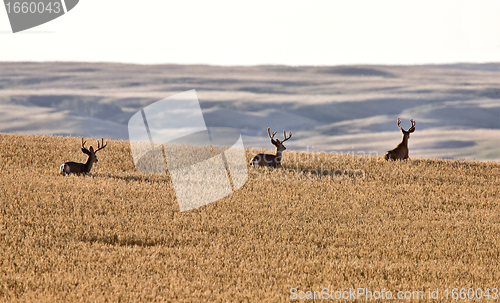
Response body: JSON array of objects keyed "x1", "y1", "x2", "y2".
[
  {"x1": 89, "y1": 146, "x2": 94, "y2": 152},
  {"x1": 82, "y1": 148, "x2": 91, "y2": 155}
]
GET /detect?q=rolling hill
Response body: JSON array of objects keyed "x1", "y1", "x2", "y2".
[{"x1": 0, "y1": 62, "x2": 499, "y2": 161}]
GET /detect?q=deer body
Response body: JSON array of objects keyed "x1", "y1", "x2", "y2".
[
  {"x1": 250, "y1": 128, "x2": 292, "y2": 168},
  {"x1": 251, "y1": 150, "x2": 285, "y2": 168},
  {"x1": 60, "y1": 138, "x2": 107, "y2": 175},
  {"x1": 384, "y1": 118, "x2": 415, "y2": 160}
]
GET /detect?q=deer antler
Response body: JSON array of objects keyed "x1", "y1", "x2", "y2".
[
  {"x1": 81, "y1": 138, "x2": 91, "y2": 155},
  {"x1": 397, "y1": 118, "x2": 416, "y2": 132},
  {"x1": 267, "y1": 127, "x2": 277, "y2": 140},
  {"x1": 94, "y1": 138, "x2": 107, "y2": 153},
  {"x1": 281, "y1": 130, "x2": 292, "y2": 143},
  {"x1": 408, "y1": 119, "x2": 416, "y2": 133}
]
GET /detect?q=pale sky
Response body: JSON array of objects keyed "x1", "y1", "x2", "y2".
[{"x1": 0, "y1": 0, "x2": 499, "y2": 65}]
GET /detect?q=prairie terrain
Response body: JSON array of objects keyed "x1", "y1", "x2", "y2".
[
  {"x1": 1, "y1": 133, "x2": 499, "y2": 302},
  {"x1": 0, "y1": 62, "x2": 499, "y2": 161}
]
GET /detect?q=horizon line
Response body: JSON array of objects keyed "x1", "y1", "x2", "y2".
[{"x1": 0, "y1": 60, "x2": 500, "y2": 68}]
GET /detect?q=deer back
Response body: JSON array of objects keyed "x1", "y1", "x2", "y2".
[
  {"x1": 384, "y1": 142, "x2": 409, "y2": 160},
  {"x1": 63, "y1": 161, "x2": 90, "y2": 173},
  {"x1": 250, "y1": 153, "x2": 281, "y2": 168}
]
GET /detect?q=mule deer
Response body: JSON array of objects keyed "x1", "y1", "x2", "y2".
[
  {"x1": 250, "y1": 127, "x2": 292, "y2": 168},
  {"x1": 384, "y1": 118, "x2": 415, "y2": 160},
  {"x1": 60, "y1": 138, "x2": 107, "y2": 175}
]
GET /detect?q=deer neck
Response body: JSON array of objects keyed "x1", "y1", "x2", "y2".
[
  {"x1": 84, "y1": 156, "x2": 94, "y2": 172},
  {"x1": 400, "y1": 133, "x2": 409, "y2": 147},
  {"x1": 275, "y1": 148, "x2": 285, "y2": 164}
]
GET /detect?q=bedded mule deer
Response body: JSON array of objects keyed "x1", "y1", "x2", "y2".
[
  {"x1": 60, "y1": 138, "x2": 107, "y2": 175},
  {"x1": 384, "y1": 118, "x2": 415, "y2": 160},
  {"x1": 250, "y1": 127, "x2": 292, "y2": 168}
]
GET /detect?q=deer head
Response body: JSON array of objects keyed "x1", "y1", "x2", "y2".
[
  {"x1": 268, "y1": 127, "x2": 292, "y2": 153},
  {"x1": 81, "y1": 138, "x2": 107, "y2": 164},
  {"x1": 397, "y1": 118, "x2": 415, "y2": 140}
]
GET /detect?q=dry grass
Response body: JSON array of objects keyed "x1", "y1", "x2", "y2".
[{"x1": 1, "y1": 133, "x2": 499, "y2": 302}]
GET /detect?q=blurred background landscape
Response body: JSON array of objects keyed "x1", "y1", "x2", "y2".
[{"x1": 0, "y1": 61, "x2": 499, "y2": 161}]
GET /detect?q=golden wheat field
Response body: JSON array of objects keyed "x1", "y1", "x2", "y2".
[{"x1": 1, "y1": 133, "x2": 499, "y2": 302}]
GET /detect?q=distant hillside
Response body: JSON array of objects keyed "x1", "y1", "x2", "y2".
[{"x1": 0, "y1": 62, "x2": 499, "y2": 160}]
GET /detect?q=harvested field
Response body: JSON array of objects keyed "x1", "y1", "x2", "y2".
[{"x1": 1, "y1": 133, "x2": 499, "y2": 302}]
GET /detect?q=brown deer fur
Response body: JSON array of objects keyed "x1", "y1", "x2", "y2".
[
  {"x1": 60, "y1": 138, "x2": 107, "y2": 175},
  {"x1": 250, "y1": 128, "x2": 292, "y2": 168},
  {"x1": 384, "y1": 118, "x2": 415, "y2": 160}
]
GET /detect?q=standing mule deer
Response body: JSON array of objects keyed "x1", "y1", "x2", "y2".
[
  {"x1": 250, "y1": 127, "x2": 292, "y2": 168},
  {"x1": 60, "y1": 138, "x2": 107, "y2": 175},
  {"x1": 384, "y1": 118, "x2": 415, "y2": 160}
]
